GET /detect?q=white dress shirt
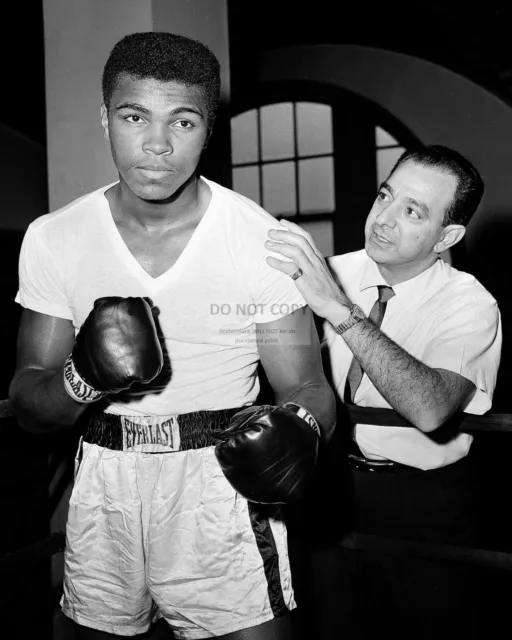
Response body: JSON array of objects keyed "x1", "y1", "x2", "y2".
[{"x1": 325, "y1": 250, "x2": 502, "y2": 470}]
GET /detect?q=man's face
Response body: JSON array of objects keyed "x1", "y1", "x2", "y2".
[
  {"x1": 364, "y1": 160, "x2": 458, "y2": 280},
  {"x1": 101, "y1": 75, "x2": 209, "y2": 201}
]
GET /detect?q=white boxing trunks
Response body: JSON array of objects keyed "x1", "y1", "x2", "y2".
[{"x1": 60, "y1": 410, "x2": 296, "y2": 639}]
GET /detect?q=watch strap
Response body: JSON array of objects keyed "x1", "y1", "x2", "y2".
[{"x1": 332, "y1": 304, "x2": 365, "y2": 335}]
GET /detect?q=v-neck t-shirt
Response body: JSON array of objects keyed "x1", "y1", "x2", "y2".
[{"x1": 16, "y1": 177, "x2": 306, "y2": 416}]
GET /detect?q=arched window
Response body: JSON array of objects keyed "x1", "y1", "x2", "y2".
[{"x1": 230, "y1": 84, "x2": 420, "y2": 257}]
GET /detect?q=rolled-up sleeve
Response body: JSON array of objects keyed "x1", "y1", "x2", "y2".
[{"x1": 421, "y1": 295, "x2": 502, "y2": 414}]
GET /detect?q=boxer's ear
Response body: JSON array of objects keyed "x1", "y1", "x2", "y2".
[{"x1": 100, "y1": 104, "x2": 110, "y2": 141}]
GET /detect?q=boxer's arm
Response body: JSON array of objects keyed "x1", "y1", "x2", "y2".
[
  {"x1": 9, "y1": 309, "x2": 88, "y2": 433},
  {"x1": 256, "y1": 305, "x2": 336, "y2": 442}
]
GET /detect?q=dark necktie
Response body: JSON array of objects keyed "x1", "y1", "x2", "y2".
[{"x1": 345, "y1": 285, "x2": 395, "y2": 403}]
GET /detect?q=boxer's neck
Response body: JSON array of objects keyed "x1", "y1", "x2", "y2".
[{"x1": 107, "y1": 173, "x2": 210, "y2": 233}]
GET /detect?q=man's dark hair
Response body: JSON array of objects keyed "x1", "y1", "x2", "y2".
[
  {"x1": 390, "y1": 145, "x2": 484, "y2": 226},
  {"x1": 102, "y1": 32, "x2": 221, "y2": 131}
]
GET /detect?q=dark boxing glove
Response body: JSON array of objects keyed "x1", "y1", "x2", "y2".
[
  {"x1": 214, "y1": 403, "x2": 320, "y2": 504},
  {"x1": 63, "y1": 297, "x2": 164, "y2": 403}
]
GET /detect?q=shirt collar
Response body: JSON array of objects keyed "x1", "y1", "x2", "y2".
[{"x1": 359, "y1": 254, "x2": 445, "y2": 310}]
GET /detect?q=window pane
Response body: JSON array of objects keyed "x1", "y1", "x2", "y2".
[
  {"x1": 376, "y1": 126, "x2": 399, "y2": 147},
  {"x1": 297, "y1": 103, "x2": 333, "y2": 156},
  {"x1": 299, "y1": 221, "x2": 334, "y2": 257},
  {"x1": 298, "y1": 157, "x2": 335, "y2": 214},
  {"x1": 231, "y1": 110, "x2": 259, "y2": 164},
  {"x1": 233, "y1": 166, "x2": 260, "y2": 205},
  {"x1": 261, "y1": 103, "x2": 294, "y2": 161},
  {"x1": 262, "y1": 162, "x2": 296, "y2": 215},
  {"x1": 377, "y1": 147, "x2": 405, "y2": 186}
]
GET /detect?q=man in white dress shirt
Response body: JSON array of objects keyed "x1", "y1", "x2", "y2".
[{"x1": 265, "y1": 145, "x2": 502, "y2": 640}]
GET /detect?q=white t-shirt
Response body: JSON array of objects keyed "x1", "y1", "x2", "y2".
[
  {"x1": 325, "y1": 250, "x2": 502, "y2": 470},
  {"x1": 16, "y1": 177, "x2": 306, "y2": 416}
]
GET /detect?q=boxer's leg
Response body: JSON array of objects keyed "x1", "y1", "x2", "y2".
[
  {"x1": 217, "y1": 614, "x2": 293, "y2": 639},
  {"x1": 74, "y1": 622, "x2": 126, "y2": 638}
]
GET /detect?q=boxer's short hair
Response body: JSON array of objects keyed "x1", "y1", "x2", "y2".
[
  {"x1": 390, "y1": 145, "x2": 484, "y2": 227},
  {"x1": 102, "y1": 32, "x2": 221, "y2": 131}
]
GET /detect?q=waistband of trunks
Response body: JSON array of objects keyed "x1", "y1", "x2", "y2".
[{"x1": 83, "y1": 407, "x2": 243, "y2": 452}]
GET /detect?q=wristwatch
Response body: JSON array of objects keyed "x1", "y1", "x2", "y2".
[{"x1": 332, "y1": 304, "x2": 366, "y2": 335}]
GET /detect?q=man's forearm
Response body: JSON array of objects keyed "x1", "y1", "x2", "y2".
[
  {"x1": 342, "y1": 319, "x2": 472, "y2": 432},
  {"x1": 281, "y1": 377, "x2": 336, "y2": 442},
  {"x1": 9, "y1": 367, "x2": 90, "y2": 433}
]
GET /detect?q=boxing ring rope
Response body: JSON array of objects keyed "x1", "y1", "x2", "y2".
[
  {"x1": 339, "y1": 533, "x2": 512, "y2": 571},
  {"x1": 2, "y1": 531, "x2": 66, "y2": 571},
  {"x1": 2, "y1": 399, "x2": 512, "y2": 573}
]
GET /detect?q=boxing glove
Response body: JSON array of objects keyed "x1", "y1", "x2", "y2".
[
  {"x1": 214, "y1": 403, "x2": 320, "y2": 504},
  {"x1": 63, "y1": 296, "x2": 164, "y2": 403}
]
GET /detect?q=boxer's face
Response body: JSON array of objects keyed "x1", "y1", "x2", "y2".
[
  {"x1": 364, "y1": 160, "x2": 458, "y2": 282},
  {"x1": 101, "y1": 75, "x2": 209, "y2": 201}
]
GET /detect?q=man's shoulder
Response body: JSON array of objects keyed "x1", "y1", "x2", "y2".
[
  {"x1": 28, "y1": 184, "x2": 111, "y2": 237},
  {"x1": 204, "y1": 177, "x2": 280, "y2": 232},
  {"x1": 440, "y1": 261, "x2": 498, "y2": 308}
]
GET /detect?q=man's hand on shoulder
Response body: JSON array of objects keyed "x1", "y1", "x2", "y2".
[{"x1": 264, "y1": 219, "x2": 351, "y2": 324}]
